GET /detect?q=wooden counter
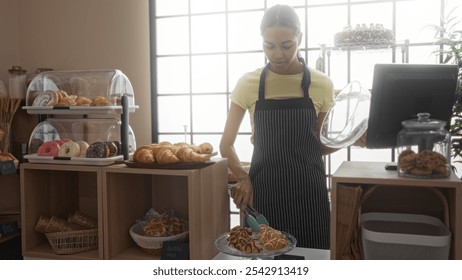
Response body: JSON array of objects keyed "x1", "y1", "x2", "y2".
[{"x1": 330, "y1": 161, "x2": 462, "y2": 260}]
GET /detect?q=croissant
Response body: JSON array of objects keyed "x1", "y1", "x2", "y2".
[
  {"x1": 156, "y1": 149, "x2": 179, "y2": 164},
  {"x1": 134, "y1": 147, "x2": 155, "y2": 163},
  {"x1": 175, "y1": 147, "x2": 208, "y2": 163},
  {"x1": 199, "y1": 142, "x2": 213, "y2": 154}
]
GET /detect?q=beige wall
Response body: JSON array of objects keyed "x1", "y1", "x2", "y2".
[{"x1": 0, "y1": 0, "x2": 152, "y2": 146}]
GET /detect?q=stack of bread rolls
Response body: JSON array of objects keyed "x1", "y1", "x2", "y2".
[{"x1": 133, "y1": 141, "x2": 214, "y2": 164}]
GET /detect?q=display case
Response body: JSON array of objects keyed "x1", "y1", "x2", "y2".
[
  {"x1": 23, "y1": 69, "x2": 137, "y2": 115},
  {"x1": 22, "y1": 69, "x2": 137, "y2": 163}
]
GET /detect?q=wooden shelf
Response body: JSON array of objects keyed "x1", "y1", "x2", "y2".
[
  {"x1": 102, "y1": 158, "x2": 229, "y2": 260},
  {"x1": 330, "y1": 161, "x2": 462, "y2": 260},
  {"x1": 20, "y1": 163, "x2": 103, "y2": 260},
  {"x1": 20, "y1": 158, "x2": 229, "y2": 260}
]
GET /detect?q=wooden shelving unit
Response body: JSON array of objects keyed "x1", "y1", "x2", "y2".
[
  {"x1": 20, "y1": 163, "x2": 103, "y2": 260},
  {"x1": 330, "y1": 161, "x2": 462, "y2": 260},
  {"x1": 20, "y1": 158, "x2": 229, "y2": 260},
  {"x1": 102, "y1": 158, "x2": 229, "y2": 260}
]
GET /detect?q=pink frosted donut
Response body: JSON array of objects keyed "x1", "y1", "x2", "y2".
[
  {"x1": 58, "y1": 141, "x2": 81, "y2": 157},
  {"x1": 37, "y1": 141, "x2": 60, "y2": 157}
]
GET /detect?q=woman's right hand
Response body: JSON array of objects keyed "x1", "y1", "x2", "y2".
[{"x1": 229, "y1": 176, "x2": 253, "y2": 211}]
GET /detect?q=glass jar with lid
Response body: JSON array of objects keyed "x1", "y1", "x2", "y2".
[{"x1": 397, "y1": 112, "x2": 451, "y2": 178}]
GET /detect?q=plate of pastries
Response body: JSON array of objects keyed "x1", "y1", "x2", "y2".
[
  {"x1": 215, "y1": 224, "x2": 296, "y2": 258},
  {"x1": 126, "y1": 141, "x2": 217, "y2": 169}
]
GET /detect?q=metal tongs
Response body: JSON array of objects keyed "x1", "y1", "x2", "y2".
[
  {"x1": 245, "y1": 203, "x2": 269, "y2": 232},
  {"x1": 228, "y1": 184, "x2": 269, "y2": 232}
]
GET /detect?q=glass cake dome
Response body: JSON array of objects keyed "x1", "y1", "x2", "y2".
[{"x1": 320, "y1": 81, "x2": 370, "y2": 148}]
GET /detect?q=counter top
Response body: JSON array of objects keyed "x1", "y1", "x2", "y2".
[{"x1": 213, "y1": 247, "x2": 330, "y2": 260}]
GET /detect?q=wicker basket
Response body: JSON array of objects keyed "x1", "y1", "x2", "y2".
[
  {"x1": 129, "y1": 222, "x2": 188, "y2": 255},
  {"x1": 45, "y1": 228, "x2": 98, "y2": 255}
]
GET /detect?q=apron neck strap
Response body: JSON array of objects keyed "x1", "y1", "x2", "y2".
[{"x1": 258, "y1": 58, "x2": 311, "y2": 101}]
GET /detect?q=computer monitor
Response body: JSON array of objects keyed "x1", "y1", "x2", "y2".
[{"x1": 366, "y1": 63, "x2": 459, "y2": 150}]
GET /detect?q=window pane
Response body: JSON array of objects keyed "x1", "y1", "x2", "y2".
[
  {"x1": 228, "y1": 11, "x2": 264, "y2": 52},
  {"x1": 227, "y1": 0, "x2": 264, "y2": 11},
  {"x1": 228, "y1": 53, "x2": 265, "y2": 92},
  {"x1": 192, "y1": 135, "x2": 222, "y2": 152},
  {"x1": 350, "y1": 2, "x2": 393, "y2": 32},
  {"x1": 267, "y1": 0, "x2": 306, "y2": 7},
  {"x1": 159, "y1": 134, "x2": 189, "y2": 144},
  {"x1": 307, "y1": 6, "x2": 348, "y2": 47},
  {"x1": 156, "y1": 17, "x2": 189, "y2": 55},
  {"x1": 308, "y1": 0, "x2": 348, "y2": 4},
  {"x1": 351, "y1": 148, "x2": 392, "y2": 163},
  {"x1": 396, "y1": 0, "x2": 440, "y2": 43},
  {"x1": 191, "y1": 14, "x2": 226, "y2": 53},
  {"x1": 350, "y1": 50, "x2": 395, "y2": 88},
  {"x1": 233, "y1": 134, "x2": 254, "y2": 163},
  {"x1": 156, "y1": 0, "x2": 189, "y2": 16},
  {"x1": 192, "y1": 95, "x2": 228, "y2": 132},
  {"x1": 328, "y1": 148, "x2": 348, "y2": 175},
  {"x1": 191, "y1": 54, "x2": 227, "y2": 93},
  {"x1": 191, "y1": 0, "x2": 226, "y2": 13},
  {"x1": 158, "y1": 96, "x2": 190, "y2": 133},
  {"x1": 157, "y1": 56, "x2": 190, "y2": 94},
  {"x1": 324, "y1": 51, "x2": 348, "y2": 89},
  {"x1": 408, "y1": 45, "x2": 441, "y2": 64}
]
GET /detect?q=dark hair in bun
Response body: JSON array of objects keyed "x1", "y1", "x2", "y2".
[{"x1": 260, "y1": 4, "x2": 301, "y2": 40}]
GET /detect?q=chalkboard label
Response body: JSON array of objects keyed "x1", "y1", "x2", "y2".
[
  {"x1": 160, "y1": 241, "x2": 189, "y2": 260},
  {"x1": 0, "y1": 160, "x2": 16, "y2": 175},
  {"x1": 0, "y1": 221, "x2": 19, "y2": 236}
]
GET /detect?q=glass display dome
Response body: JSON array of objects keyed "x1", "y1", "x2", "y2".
[{"x1": 24, "y1": 69, "x2": 137, "y2": 114}]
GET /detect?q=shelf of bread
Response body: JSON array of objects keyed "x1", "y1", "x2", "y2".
[
  {"x1": 23, "y1": 69, "x2": 138, "y2": 115},
  {"x1": 26, "y1": 118, "x2": 136, "y2": 165}
]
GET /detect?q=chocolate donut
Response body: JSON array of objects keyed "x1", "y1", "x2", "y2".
[
  {"x1": 105, "y1": 141, "x2": 118, "y2": 157},
  {"x1": 111, "y1": 140, "x2": 122, "y2": 155},
  {"x1": 86, "y1": 142, "x2": 109, "y2": 158},
  {"x1": 29, "y1": 138, "x2": 44, "y2": 154}
]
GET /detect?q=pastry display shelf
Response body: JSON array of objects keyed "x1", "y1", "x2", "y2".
[
  {"x1": 102, "y1": 158, "x2": 229, "y2": 260},
  {"x1": 330, "y1": 161, "x2": 462, "y2": 260},
  {"x1": 20, "y1": 158, "x2": 229, "y2": 260},
  {"x1": 20, "y1": 163, "x2": 104, "y2": 260}
]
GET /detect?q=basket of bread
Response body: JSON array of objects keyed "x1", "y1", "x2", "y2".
[
  {"x1": 35, "y1": 211, "x2": 98, "y2": 255},
  {"x1": 129, "y1": 209, "x2": 189, "y2": 255}
]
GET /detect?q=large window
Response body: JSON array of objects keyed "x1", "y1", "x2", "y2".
[{"x1": 151, "y1": 0, "x2": 461, "y2": 226}]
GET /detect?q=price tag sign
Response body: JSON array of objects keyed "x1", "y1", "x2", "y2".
[
  {"x1": 0, "y1": 160, "x2": 16, "y2": 175},
  {"x1": 160, "y1": 241, "x2": 189, "y2": 260},
  {"x1": 0, "y1": 221, "x2": 19, "y2": 236}
]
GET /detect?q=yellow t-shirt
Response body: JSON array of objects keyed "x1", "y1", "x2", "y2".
[{"x1": 230, "y1": 66, "x2": 334, "y2": 137}]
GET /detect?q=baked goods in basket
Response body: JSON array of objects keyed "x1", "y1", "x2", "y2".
[{"x1": 130, "y1": 209, "x2": 189, "y2": 254}]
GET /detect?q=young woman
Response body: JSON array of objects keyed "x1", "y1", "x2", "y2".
[{"x1": 220, "y1": 4, "x2": 335, "y2": 249}]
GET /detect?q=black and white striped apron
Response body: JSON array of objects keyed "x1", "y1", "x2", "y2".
[{"x1": 249, "y1": 61, "x2": 330, "y2": 249}]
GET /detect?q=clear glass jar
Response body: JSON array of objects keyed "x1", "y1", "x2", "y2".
[{"x1": 397, "y1": 112, "x2": 451, "y2": 178}]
